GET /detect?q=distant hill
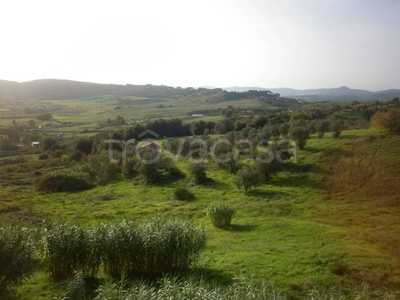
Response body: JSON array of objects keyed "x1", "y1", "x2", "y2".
[
  {"x1": 1, "y1": 79, "x2": 398, "y2": 102},
  {"x1": 222, "y1": 86, "x2": 400, "y2": 101},
  {"x1": 0, "y1": 79, "x2": 282, "y2": 104},
  {"x1": 0, "y1": 79, "x2": 210, "y2": 100}
]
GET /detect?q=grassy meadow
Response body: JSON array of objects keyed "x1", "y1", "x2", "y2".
[{"x1": 1, "y1": 127, "x2": 400, "y2": 299}]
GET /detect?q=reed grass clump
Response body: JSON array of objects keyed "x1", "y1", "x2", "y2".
[
  {"x1": 43, "y1": 218, "x2": 206, "y2": 280},
  {"x1": 43, "y1": 222, "x2": 102, "y2": 279},
  {"x1": 0, "y1": 226, "x2": 35, "y2": 291},
  {"x1": 207, "y1": 202, "x2": 236, "y2": 228},
  {"x1": 102, "y1": 218, "x2": 207, "y2": 278}
]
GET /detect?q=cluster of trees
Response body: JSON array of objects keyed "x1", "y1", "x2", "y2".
[{"x1": 371, "y1": 108, "x2": 400, "y2": 135}]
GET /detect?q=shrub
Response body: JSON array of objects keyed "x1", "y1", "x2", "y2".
[
  {"x1": 38, "y1": 153, "x2": 49, "y2": 160},
  {"x1": 35, "y1": 169, "x2": 93, "y2": 192},
  {"x1": 0, "y1": 226, "x2": 35, "y2": 291},
  {"x1": 174, "y1": 187, "x2": 195, "y2": 201},
  {"x1": 122, "y1": 158, "x2": 140, "y2": 179},
  {"x1": 207, "y1": 202, "x2": 236, "y2": 228},
  {"x1": 137, "y1": 158, "x2": 185, "y2": 185},
  {"x1": 81, "y1": 151, "x2": 119, "y2": 185},
  {"x1": 50, "y1": 149, "x2": 65, "y2": 158},
  {"x1": 189, "y1": 163, "x2": 212, "y2": 185}
]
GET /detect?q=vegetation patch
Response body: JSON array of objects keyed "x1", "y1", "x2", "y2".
[
  {"x1": 207, "y1": 202, "x2": 236, "y2": 228},
  {"x1": 35, "y1": 169, "x2": 93, "y2": 192},
  {"x1": 43, "y1": 218, "x2": 207, "y2": 280},
  {"x1": 174, "y1": 187, "x2": 195, "y2": 201},
  {"x1": 0, "y1": 226, "x2": 36, "y2": 293}
]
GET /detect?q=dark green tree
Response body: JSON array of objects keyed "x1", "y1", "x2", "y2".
[
  {"x1": 234, "y1": 166, "x2": 262, "y2": 192},
  {"x1": 290, "y1": 127, "x2": 310, "y2": 150},
  {"x1": 315, "y1": 121, "x2": 330, "y2": 138}
]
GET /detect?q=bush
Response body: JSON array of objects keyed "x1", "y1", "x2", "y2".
[
  {"x1": 137, "y1": 157, "x2": 185, "y2": 185},
  {"x1": 0, "y1": 226, "x2": 35, "y2": 291},
  {"x1": 122, "y1": 159, "x2": 140, "y2": 179},
  {"x1": 50, "y1": 149, "x2": 65, "y2": 158},
  {"x1": 35, "y1": 169, "x2": 93, "y2": 192},
  {"x1": 81, "y1": 151, "x2": 119, "y2": 185},
  {"x1": 38, "y1": 153, "x2": 49, "y2": 160},
  {"x1": 174, "y1": 187, "x2": 195, "y2": 201},
  {"x1": 207, "y1": 202, "x2": 236, "y2": 228},
  {"x1": 189, "y1": 163, "x2": 212, "y2": 185}
]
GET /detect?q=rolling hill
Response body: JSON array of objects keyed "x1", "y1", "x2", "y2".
[
  {"x1": 223, "y1": 86, "x2": 400, "y2": 101},
  {"x1": 1, "y1": 79, "x2": 398, "y2": 102}
]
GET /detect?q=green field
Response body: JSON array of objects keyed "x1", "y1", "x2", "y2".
[{"x1": 1, "y1": 128, "x2": 400, "y2": 299}]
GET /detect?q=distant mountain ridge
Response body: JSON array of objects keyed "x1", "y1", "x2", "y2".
[
  {"x1": 222, "y1": 85, "x2": 400, "y2": 101},
  {"x1": 0, "y1": 79, "x2": 398, "y2": 102}
]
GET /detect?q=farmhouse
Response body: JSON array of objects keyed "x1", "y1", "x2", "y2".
[
  {"x1": 31, "y1": 141, "x2": 40, "y2": 147},
  {"x1": 139, "y1": 141, "x2": 158, "y2": 150}
]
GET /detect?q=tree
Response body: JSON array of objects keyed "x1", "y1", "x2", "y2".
[
  {"x1": 214, "y1": 119, "x2": 234, "y2": 134},
  {"x1": 42, "y1": 137, "x2": 58, "y2": 150},
  {"x1": 37, "y1": 112, "x2": 52, "y2": 121},
  {"x1": 0, "y1": 138, "x2": 17, "y2": 151},
  {"x1": 28, "y1": 119, "x2": 36, "y2": 127},
  {"x1": 75, "y1": 137, "x2": 93, "y2": 155},
  {"x1": 315, "y1": 120, "x2": 330, "y2": 138},
  {"x1": 370, "y1": 109, "x2": 400, "y2": 135},
  {"x1": 253, "y1": 116, "x2": 268, "y2": 128},
  {"x1": 280, "y1": 123, "x2": 290, "y2": 137},
  {"x1": 308, "y1": 121, "x2": 317, "y2": 134},
  {"x1": 330, "y1": 121, "x2": 343, "y2": 138},
  {"x1": 190, "y1": 121, "x2": 207, "y2": 136},
  {"x1": 189, "y1": 163, "x2": 208, "y2": 184},
  {"x1": 290, "y1": 127, "x2": 310, "y2": 150},
  {"x1": 234, "y1": 166, "x2": 262, "y2": 192}
]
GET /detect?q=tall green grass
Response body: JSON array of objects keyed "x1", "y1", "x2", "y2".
[
  {"x1": 207, "y1": 202, "x2": 236, "y2": 228},
  {"x1": 43, "y1": 218, "x2": 207, "y2": 280},
  {"x1": 102, "y1": 218, "x2": 207, "y2": 278},
  {"x1": 94, "y1": 275, "x2": 398, "y2": 300},
  {"x1": 43, "y1": 222, "x2": 102, "y2": 279},
  {"x1": 0, "y1": 226, "x2": 36, "y2": 292}
]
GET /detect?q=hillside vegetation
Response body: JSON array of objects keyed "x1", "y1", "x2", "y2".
[{"x1": 1, "y1": 84, "x2": 400, "y2": 299}]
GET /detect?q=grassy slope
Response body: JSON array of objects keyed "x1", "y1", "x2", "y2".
[{"x1": 1, "y1": 129, "x2": 399, "y2": 298}]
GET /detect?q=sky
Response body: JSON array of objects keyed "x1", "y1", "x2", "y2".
[{"x1": 1, "y1": 0, "x2": 399, "y2": 90}]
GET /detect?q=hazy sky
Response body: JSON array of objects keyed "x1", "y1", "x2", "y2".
[{"x1": 1, "y1": 0, "x2": 399, "y2": 90}]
